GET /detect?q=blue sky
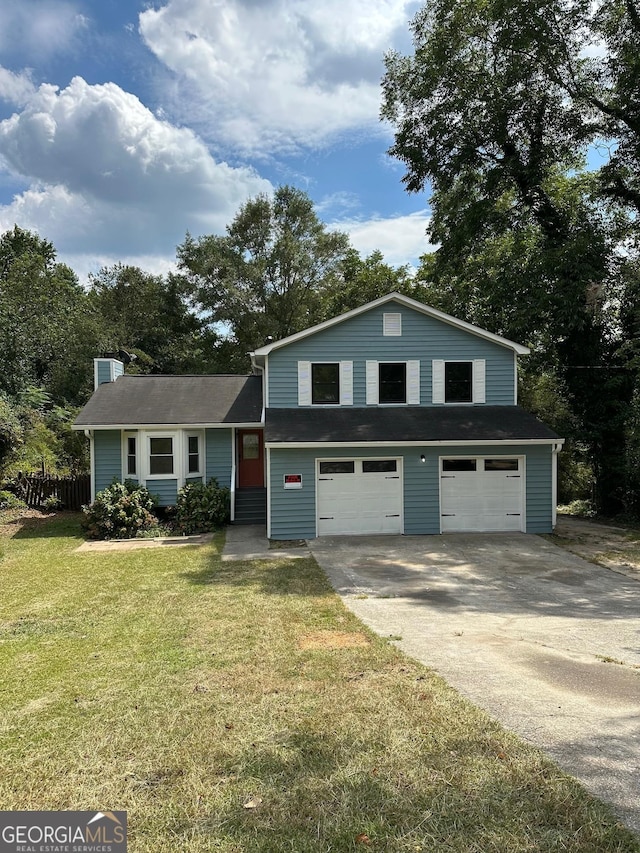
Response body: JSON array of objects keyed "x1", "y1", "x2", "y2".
[{"x1": 0, "y1": 0, "x2": 433, "y2": 281}]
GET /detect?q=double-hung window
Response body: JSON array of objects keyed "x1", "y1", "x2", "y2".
[
  {"x1": 187, "y1": 434, "x2": 202, "y2": 475},
  {"x1": 432, "y1": 360, "x2": 486, "y2": 404},
  {"x1": 149, "y1": 436, "x2": 174, "y2": 475},
  {"x1": 298, "y1": 361, "x2": 353, "y2": 406},
  {"x1": 378, "y1": 363, "x2": 406, "y2": 403},
  {"x1": 312, "y1": 363, "x2": 340, "y2": 404},
  {"x1": 125, "y1": 434, "x2": 137, "y2": 476},
  {"x1": 366, "y1": 360, "x2": 420, "y2": 405}
]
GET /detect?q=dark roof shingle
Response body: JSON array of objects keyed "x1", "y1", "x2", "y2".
[
  {"x1": 265, "y1": 406, "x2": 559, "y2": 443},
  {"x1": 74, "y1": 375, "x2": 263, "y2": 427}
]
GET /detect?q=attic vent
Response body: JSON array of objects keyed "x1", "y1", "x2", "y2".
[{"x1": 383, "y1": 312, "x2": 402, "y2": 336}]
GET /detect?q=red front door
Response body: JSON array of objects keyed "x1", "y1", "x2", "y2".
[{"x1": 238, "y1": 429, "x2": 264, "y2": 487}]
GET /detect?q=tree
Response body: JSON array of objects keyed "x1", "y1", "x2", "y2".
[
  {"x1": 177, "y1": 186, "x2": 351, "y2": 365},
  {"x1": 322, "y1": 249, "x2": 416, "y2": 318},
  {"x1": 0, "y1": 226, "x2": 93, "y2": 404},
  {"x1": 381, "y1": 0, "x2": 640, "y2": 515},
  {"x1": 88, "y1": 265, "x2": 213, "y2": 375}
]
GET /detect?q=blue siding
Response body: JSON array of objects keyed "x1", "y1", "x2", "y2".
[
  {"x1": 94, "y1": 430, "x2": 122, "y2": 494},
  {"x1": 146, "y1": 479, "x2": 178, "y2": 506},
  {"x1": 206, "y1": 429, "x2": 233, "y2": 488},
  {"x1": 269, "y1": 450, "x2": 317, "y2": 539},
  {"x1": 269, "y1": 444, "x2": 553, "y2": 539},
  {"x1": 267, "y1": 303, "x2": 516, "y2": 407},
  {"x1": 96, "y1": 361, "x2": 113, "y2": 386}
]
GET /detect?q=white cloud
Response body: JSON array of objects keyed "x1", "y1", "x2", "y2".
[
  {"x1": 0, "y1": 76, "x2": 272, "y2": 264},
  {"x1": 334, "y1": 210, "x2": 435, "y2": 267},
  {"x1": 0, "y1": 66, "x2": 36, "y2": 107},
  {"x1": 139, "y1": 0, "x2": 416, "y2": 154},
  {"x1": 0, "y1": 1, "x2": 87, "y2": 62}
]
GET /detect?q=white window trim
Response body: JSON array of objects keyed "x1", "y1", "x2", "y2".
[
  {"x1": 298, "y1": 360, "x2": 353, "y2": 406},
  {"x1": 121, "y1": 429, "x2": 207, "y2": 489},
  {"x1": 366, "y1": 360, "x2": 420, "y2": 406},
  {"x1": 432, "y1": 359, "x2": 486, "y2": 405}
]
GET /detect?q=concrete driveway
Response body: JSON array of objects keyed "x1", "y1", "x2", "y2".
[{"x1": 308, "y1": 532, "x2": 640, "y2": 834}]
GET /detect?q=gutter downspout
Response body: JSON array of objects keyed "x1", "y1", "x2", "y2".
[{"x1": 85, "y1": 429, "x2": 95, "y2": 503}]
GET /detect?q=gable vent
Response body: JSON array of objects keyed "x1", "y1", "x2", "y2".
[{"x1": 383, "y1": 312, "x2": 402, "y2": 336}]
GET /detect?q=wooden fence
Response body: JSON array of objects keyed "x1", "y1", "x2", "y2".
[{"x1": 14, "y1": 473, "x2": 91, "y2": 511}]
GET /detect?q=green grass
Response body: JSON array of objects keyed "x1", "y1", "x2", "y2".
[{"x1": 1, "y1": 514, "x2": 638, "y2": 853}]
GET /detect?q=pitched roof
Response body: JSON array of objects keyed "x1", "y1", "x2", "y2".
[
  {"x1": 74, "y1": 375, "x2": 263, "y2": 427},
  {"x1": 251, "y1": 293, "x2": 530, "y2": 358},
  {"x1": 264, "y1": 406, "x2": 559, "y2": 444}
]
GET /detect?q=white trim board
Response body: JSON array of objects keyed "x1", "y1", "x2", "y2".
[{"x1": 266, "y1": 439, "x2": 564, "y2": 449}]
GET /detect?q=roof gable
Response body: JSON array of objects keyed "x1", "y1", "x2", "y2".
[{"x1": 251, "y1": 293, "x2": 529, "y2": 358}]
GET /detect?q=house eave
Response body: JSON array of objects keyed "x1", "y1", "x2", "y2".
[
  {"x1": 72, "y1": 421, "x2": 264, "y2": 431},
  {"x1": 265, "y1": 439, "x2": 565, "y2": 450}
]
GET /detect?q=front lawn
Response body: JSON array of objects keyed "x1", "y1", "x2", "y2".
[{"x1": 0, "y1": 513, "x2": 637, "y2": 852}]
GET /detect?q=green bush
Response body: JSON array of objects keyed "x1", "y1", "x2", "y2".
[
  {"x1": 174, "y1": 479, "x2": 230, "y2": 534},
  {"x1": 0, "y1": 489, "x2": 26, "y2": 511},
  {"x1": 82, "y1": 480, "x2": 159, "y2": 540},
  {"x1": 42, "y1": 495, "x2": 63, "y2": 511}
]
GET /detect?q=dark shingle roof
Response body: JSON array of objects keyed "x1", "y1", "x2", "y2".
[
  {"x1": 265, "y1": 406, "x2": 559, "y2": 443},
  {"x1": 74, "y1": 375, "x2": 263, "y2": 427}
]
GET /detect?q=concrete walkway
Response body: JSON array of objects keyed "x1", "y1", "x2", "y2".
[
  {"x1": 308, "y1": 532, "x2": 640, "y2": 834},
  {"x1": 222, "y1": 524, "x2": 308, "y2": 561}
]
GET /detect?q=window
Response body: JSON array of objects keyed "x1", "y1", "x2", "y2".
[
  {"x1": 442, "y1": 459, "x2": 477, "y2": 472},
  {"x1": 312, "y1": 363, "x2": 340, "y2": 404},
  {"x1": 432, "y1": 359, "x2": 485, "y2": 404},
  {"x1": 484, "y1": 458, "x2": 519, "y2": 471},
  {"x1": 319, "y1": 461, "x2": 355, "y2": 474},
  {"x1": 149, "y1": 436, "x2": 174, "y2": 475},
  {"x1": 362, "y1": 460, "x2": 397, "y2": 473},
  {"x1": 187, "y1": 435, "x2": 200, "y2": 473},
  {"x1": 242, "y1": 432, "x2": 260, "y2": 460},
  {"x1": 299, "y1": 361, "x2": 353, "y2": 405},
  {"x1": 126, "y1": 435, "x2": 137, "y2": 476},
  {"x1": 367, "y1": 360, "x2": 420, "y2": 405},
  {"x1": 378, "y1": 363, "x2": 406, "y2": 403},
  {"x1": 445, "y1": 362, "x2": 473, "y2": 403}
]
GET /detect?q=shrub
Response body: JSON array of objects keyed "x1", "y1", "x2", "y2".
[
  {"x1": 82, "y1": 480, "x2": 158, "y2": 540},
  {"x1": 174, "y1": 479, "x2": 230, "y2": 534},
  {"x1": 0, "y1": 489, "x2": 26, "y2": 511},
  {"x1": 42, "y1": 495, "x2": 63, "y2": 511}
]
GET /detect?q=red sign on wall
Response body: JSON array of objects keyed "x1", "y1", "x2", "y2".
[{"x1": 283, "y1": 474, "x2": 303, "y2": 489}]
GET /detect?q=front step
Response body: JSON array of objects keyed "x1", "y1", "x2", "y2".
[{"x1": 234, "y1": 487, "x2": 267, "y2": 525}]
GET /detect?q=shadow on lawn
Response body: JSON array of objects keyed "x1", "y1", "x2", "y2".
[
  {"x1": 180, "y1": 554, "x2": 332, "y2": 597},
  {"x1": 10, "y1": 511, "x2": 84, "y2": 540},
  {"x1": 174, "y1": 725, "x2": 640, "y2": 852}
]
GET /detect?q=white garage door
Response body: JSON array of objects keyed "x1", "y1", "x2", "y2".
[
  {"x1": 440, "y1": 457, "x2": 524, "y2": 532},
  {"x1": 317, "y1": 458, "x2": 403, "y2": 535}
]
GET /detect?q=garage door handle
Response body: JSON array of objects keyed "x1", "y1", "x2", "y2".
[
  {"x1": 506, "y1": 475, "x2": 521, "y2": 478},
  {"x1": 441, "y1": 513, "x2": 455, "y2": 517},
  {"x1": 385, "y1": 476, "x2": 400, "y2": 479},
  {"x1": 385, "y1": 514, "x2": 400, "y2": 518},
  {"x1": 319, "y1": 516, "x2": 334, "y2": 520},
  {"x1": 506, "y1": 513, "x2": 521, "y2": 516},
  {"x1": 441, "y1": 475, "x2": 455, "y2": 479},
  {"x1": 319, "y1": 478, "x2": 333, "y2": 481}
]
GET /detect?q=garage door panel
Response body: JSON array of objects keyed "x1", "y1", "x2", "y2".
[
  {"x1": 441, "y1": 457, "x2": 524, "y2": 532},
  {"x1": 317, "y1": 459, "x2": 402, "y2": 536}
]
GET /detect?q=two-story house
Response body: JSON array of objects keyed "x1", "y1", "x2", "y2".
[{"x1": 74, "y1": 293, "x2": 563, "y2": 537}]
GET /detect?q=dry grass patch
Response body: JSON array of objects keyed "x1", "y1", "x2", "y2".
[
  {"x1": 0, "y1": 515, "x2": 638, "y2": 853},
  {"x1": 297, "y1": 630, "x2": 370, "y2": 649}
]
